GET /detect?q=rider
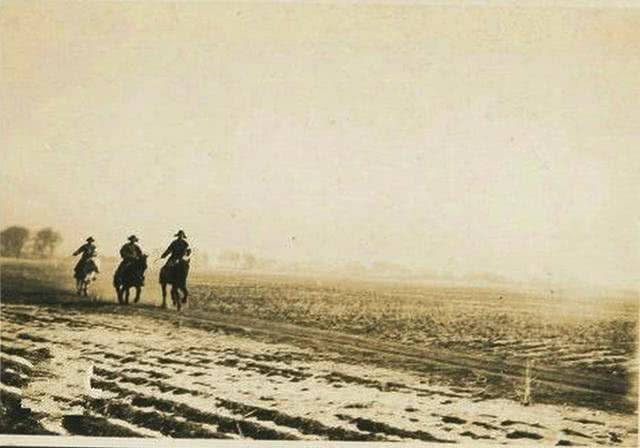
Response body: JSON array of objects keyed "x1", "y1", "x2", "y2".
[
  {"x1": 117, "y1": 235, "x2": 144, "y2": 284},
  {"x1": 120, "y1": 235, "x2": 143, "y2": 262},
  {"x1": 161, "y1": 230, "x2": 190, "y2": 267},
  {"x1": 72, "y1": 236, "x2": 99, "y2": 276}
]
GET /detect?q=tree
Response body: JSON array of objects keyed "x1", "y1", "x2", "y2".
[
  {"x1": 32, "y1": 228, "x2": 62, "y2": 258},
  {"x1": 1, "y1": 226, "x2": 30, "y2": 258}
]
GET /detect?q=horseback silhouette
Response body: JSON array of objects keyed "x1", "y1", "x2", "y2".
[
  {"x1": 159, "y1": 230, "x2": 191, "y2": 311},
  {"x1": 72, "y1": 236, "x2": 100, "y2": 297},
  {"x1": 113, "y1": 235, "x2": 147, "y2": 305}
]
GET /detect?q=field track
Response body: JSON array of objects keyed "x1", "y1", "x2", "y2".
[
  {"x1": 4, "y1": 295, "x2": 635, "y2": 409},
  {"x1": 125, "y1": 303, "x2": 632, "y2": 399},
  {"x1": 1, "y1": 259, "x2": 637, "y2": 443},
  {"x1": 1, "y1": 300, "x2": 637, "y2": 444}
]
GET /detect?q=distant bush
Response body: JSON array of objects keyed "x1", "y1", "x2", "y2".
[
  {"x1": 1, "y1": 226, "x2": 30, "y2": 258},
  {"x1": 32, "y1": 228, "x2": 62, "y2": 258},
  {"x1": 1, "y1": 226, "x2": 62, "y2": 259}
]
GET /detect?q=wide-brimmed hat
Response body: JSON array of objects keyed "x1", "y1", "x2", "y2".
[
  {"x1": 128, "y1": 235, "x2": 139, "y2": 242},
  {"x1": 174, "y1": 230, "x2": 187, "y2": 238},
  {"x1": 86, "y1": 236, "x2": 95, "y2": 242}
]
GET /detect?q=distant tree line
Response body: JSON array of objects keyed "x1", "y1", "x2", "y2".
[
  {"x1": 0, "y1": 226, "x2": 62, "y2": 258},
  {"x1": 218, "y1": 250, "x2": 276, "y2": 271}
]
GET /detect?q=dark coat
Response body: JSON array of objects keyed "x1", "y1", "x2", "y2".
[
  {"x1": 120, "y1": 242, "x2": 143, "y2": 260},
  {"x1": 161, "y1": 238, "x2": 189, "y2": 261},
  {"x1": 73, "y1": 242, "x2": 96, "y2": 260},
  {"x1": 73, "y1": 242, "x2": 97, "y2": 274}
]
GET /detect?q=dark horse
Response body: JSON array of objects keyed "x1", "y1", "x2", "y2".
[
  {"x1": 159, "y1": 259, "x2": 190, "y2": 311},
  {"x1": 113, "y1": 255, "x2": 148, "y2": 305},
  {"x1": 75, "y1": 258, "x2": 99, "y2": 298}
]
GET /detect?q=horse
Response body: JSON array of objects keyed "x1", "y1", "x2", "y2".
[
  {"x1": 113, "y1": 255, "x2": 148, "y2": 305},
  {"x1": 74, "y1": 257, "x2": 99, "y2": 297},
  {"x1": 159, "y1": 258, "x2": 190, "y2": 311}
]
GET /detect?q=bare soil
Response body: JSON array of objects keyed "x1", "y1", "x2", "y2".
[{"x1": 0, "y1": 259, "x2": 637, "y2": 444}]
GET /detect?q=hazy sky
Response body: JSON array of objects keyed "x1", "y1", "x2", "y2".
[{"x1": 1, "y1": 1, "x2": 638, "y2": 287}]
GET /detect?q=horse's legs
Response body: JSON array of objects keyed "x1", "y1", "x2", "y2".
[
  {"x1": 169, "y1": 286, "x2": 176, "y2": 308},
  {"x1": 124, "y1": 287, "x2": 130, "y2": 305},
  {"x1": 134, "y1": 286, "x2": 141, "y2": 303},
  {"x1": 161, "y1": 283, "x2": 167, "y2": 309},
  {"x1": 181, "y1": 286, "x2": 189, "y2": 304},
  {"x1": 173, "y1": 286, "x2": 181, "y2": 311},
  {"x1": 170, "y1": 286, "x2": 177, "y2": 306}
]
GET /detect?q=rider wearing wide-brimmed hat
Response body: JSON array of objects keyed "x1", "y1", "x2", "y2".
[
  {"x1": 161, "y1": 230, "x2": 190, "y2": 267},
  {"x1": 120, "y1": 235, "x2": 143, "y2": 262},
  {"x1": 116, "y1": 234, "x2": 145, "y2": 283},
  {"x1": 72, "y1": 236, "x2": 98, "y2": 277}
]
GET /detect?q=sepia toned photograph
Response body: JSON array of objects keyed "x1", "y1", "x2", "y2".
[{"x1": 1, "y1": 1, "x2": 638, "y2": 446}]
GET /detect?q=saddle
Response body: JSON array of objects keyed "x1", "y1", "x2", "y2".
[
  {"x1": 75, "y1": 257, "x2": 99, "y2": 279},
  {"x1": 161, "y1": 257, "x2": 189, "y2": 285},
  {"x1": 116, "y1": 258, "x2": 145, "y2": 285}
]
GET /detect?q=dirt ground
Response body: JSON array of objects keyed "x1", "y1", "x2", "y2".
[
  {"x1": 0, "y1": 301, "x2": 637, "y2": 445},
  {"x1": 0, "y1": 259, "x2": 638, "y2": 444}
]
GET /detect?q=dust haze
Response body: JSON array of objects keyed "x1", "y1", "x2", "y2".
[{"x1": 2, "y1": 1, "x2": 639, "y2": 291}]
